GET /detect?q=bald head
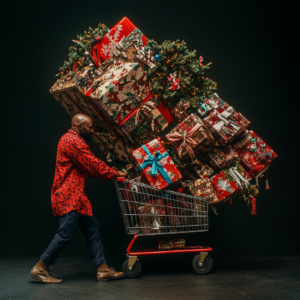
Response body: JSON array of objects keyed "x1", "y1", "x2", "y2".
[{"x1": 71, "y1": 114, "x2": 94, "y2": 141}]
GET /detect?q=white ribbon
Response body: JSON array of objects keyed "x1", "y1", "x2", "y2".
[
  {"x1": 213, "y1": 107, "x2": 240, "y2": 132},
  {"x1": 228, "y1": 165, "x2": 250, "y2": 189},
  {"x1": 207, "y1": 99, "x2": 219, "y2": 109},
  {"x1": 151, "y1": 207, "x2": 161, "y2": 230}
]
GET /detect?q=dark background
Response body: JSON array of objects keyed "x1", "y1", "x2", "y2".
[{"x1": 1, "y1": 0, "x2": 299, "y2": 266}]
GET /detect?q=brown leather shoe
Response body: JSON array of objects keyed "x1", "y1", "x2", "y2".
[
  {"x1": 30, "y1": 262, "x2": 63, "y2": 284},
  {"x1": 97, "y1": 264, "x2": 124, "y2": 282}
]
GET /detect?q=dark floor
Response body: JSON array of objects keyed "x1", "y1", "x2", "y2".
[{"x1": 0, "y1": 255, "x2": 299, "y2": 300}]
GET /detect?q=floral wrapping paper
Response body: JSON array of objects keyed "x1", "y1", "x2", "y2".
[
  {"x1": 193, "y1": 161, "x2": 214, "y2": 178},
  {"x1": 207, "y1": 145, "x2": 240, "y2": 169},
  {"x1": 210, "y1": 164, "x2": 252, "y2": 201},
  {"x1": 239, "y1": 131, "x2": 278, "y2": 176},
  {"x1": 197, "y1": 93, "x2": 230, "y2": 117},
  {"x1": 90, "y1": 62, "x2": 151, "y2": 124},
  {"x1": 183, "y1": 178, "x2": 220, "y2": 204},
  {"x1": 166, "y1": 114, "x2": 215, "y2": 160},
  {"x1": 131, "y1": 139, "x2": 182, "y2": 190},
  {"x1": 204, "y1": 107, "x2": 250, "y2": 146}
]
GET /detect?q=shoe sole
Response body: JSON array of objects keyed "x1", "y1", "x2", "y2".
[
  {"x1": 98, "y1": 274, "x2": 125, "y2": 282},
  {"x1": 29, "y1": 273, "x2": 62, "y2": 284}
]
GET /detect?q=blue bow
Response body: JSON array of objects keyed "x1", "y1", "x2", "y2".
[{"x1": 137, "y1": 145, "x2": 173, "y2": 185}]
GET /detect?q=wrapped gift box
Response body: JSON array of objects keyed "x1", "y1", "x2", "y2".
[
  {"x1": 210, "y1": 164, "x2": 252, "y2": 201},
  {"x1": 182, "y1": 178, "x2": 220, "y2": 204},
  {"x1": 90, "y1": 62, "x2": 151, "y2": 124},
  {"x1": 235, "y1": 130, "x2": 252, "y2": 149},
  {"x1": 197, "y1": 93, "x2": 230, "y2": 117},
  {"x1": 239, "y1": 131, "x2": 278, "y2": 176},
  {"x1": 92, "y1": 17, "x2": 147, "y2": 62},
  {"x1": 193, "y1": 161, "x2": 214, "y2": 178},
  {"x1": 165, "y1": 114, "x2": 215, "y2": 160},
  {"x1": 118, "y1": 95, "x2": 174, "y2": 144},
  {"x1": 137, "y1": 204, "x2": 160, "y2": 234},
  {"x1": 132, "y1": 139, "x2": 182, "y2": 190},
  {"x1": 204, "y1": 106, "x2": 250, "y2": 146},
  {"x1": 158, "y1": 237, "x2": 185, "y2": 250},
  {"x1": 207, "y1": 145, "x2": 240, "y2": 169}
]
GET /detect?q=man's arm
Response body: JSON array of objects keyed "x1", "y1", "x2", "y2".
[{"x1": 67, "y1": 139, "x2": 119, "y2": 180}]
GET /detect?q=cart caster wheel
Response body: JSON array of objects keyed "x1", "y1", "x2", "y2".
[
  {"x1": 122, "y1": 259, "x2": 142, "y2": 278},
  {"x1": 192, "y1": 255, "x2": 213, "y2": 275}
]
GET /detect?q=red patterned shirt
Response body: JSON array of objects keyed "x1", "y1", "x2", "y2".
[{"x1": 51, "y1": 130, "x2": 118, "y2": 216}]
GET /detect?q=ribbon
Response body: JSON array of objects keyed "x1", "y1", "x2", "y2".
[
  {"x1": 165, "y1": 123, "x2": 201, "y2": 159},
  {"x1": 135, "y1": 101, "x2": 159, "y2": 131},
  {"x1": 228, "y1": 165, "x2": 250, "y2": 189},
  {"x1": 172, "y1": 101, "x2": 190, "y2": 120},
  {"x1": 167, "y1": 72, "x2": 181, "y2": 91},
  {"x1": 137, "y1": 145, "x2": 173, "y2": 185},
  {"x1": 212, "y1": 107, "x2": 240, "y2": 133},
  {"x1": 250, "y1": 197, "x2": 257, "y2": 215}
]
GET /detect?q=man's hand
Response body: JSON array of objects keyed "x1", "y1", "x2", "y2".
[
  {"x1": 118, "y1": 171, "x2": 127, "y2": 177},
  {"x1": 111, "y1": 167, "x2": 127, "y2": 177}
]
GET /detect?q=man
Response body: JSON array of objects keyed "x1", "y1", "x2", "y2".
[{"x1": 30, "y1": 114, "x2": 127, "y2": 283}]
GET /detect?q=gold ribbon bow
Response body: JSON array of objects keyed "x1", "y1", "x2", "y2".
[
  {"x1": 166, "y1": 123, "x2": 202, "y2": 159},
  {"x1": 172, "y1": 101, "x2": 190, "y2": 121},
  {"x1": 135, "y1": 101, "x2": 167, "y2": 131}
]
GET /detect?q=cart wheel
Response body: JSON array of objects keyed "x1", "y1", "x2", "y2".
[
  {"x1": 192, "y1": 255, "x2": 213, "y2": 275},
  {"x1": 122, "y1": 259, "x2": 142, "y2": 278}
]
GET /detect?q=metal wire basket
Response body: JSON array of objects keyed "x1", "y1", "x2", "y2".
[{"x1": 115, "y1": 178, "x2": 209, "y2": 236}]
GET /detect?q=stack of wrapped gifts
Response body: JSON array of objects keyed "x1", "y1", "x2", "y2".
[{"x1": 51, "y1": 16, "x2": 278, "y2": 215}]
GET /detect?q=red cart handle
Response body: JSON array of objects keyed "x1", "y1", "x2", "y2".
[{"x1": 117, "y1": 177, "x2": 126, "y2": 181}]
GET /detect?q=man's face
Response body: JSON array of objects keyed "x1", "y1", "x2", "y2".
[{"x1": 79, "y1": 120, "x2": 94, "y2": 141}]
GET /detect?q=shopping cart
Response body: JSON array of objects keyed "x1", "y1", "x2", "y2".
[{"x1": 115, "y1": 177, "x2": 213, "y2": 277}]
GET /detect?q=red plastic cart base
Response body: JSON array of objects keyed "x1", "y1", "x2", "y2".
[
  {"x1": 127, "y1": 234, "x2": 213, "y2": 256},
  {"x1": 122, "y1": 235, "x2": 213, "y2": 277}
]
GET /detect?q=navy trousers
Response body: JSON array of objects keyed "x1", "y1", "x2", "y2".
[{"x1": 41, "y1": 211, "x2": 106, "y2": 267}]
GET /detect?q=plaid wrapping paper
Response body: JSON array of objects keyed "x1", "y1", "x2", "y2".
[
  {"x1": 193, "y1": 161, "x2": 214, "y2": 178},
  {"x1": 210, "y1": 164, "x2": 252, "y2": 201},
  {"x1": 118, "y1": 96, "x2": 172, "y2": 144},
  {"x1": 131, "y1": 139, "x2": 182, "y2": 190},
  {"x1": 207, "y1": 145, "x2": 240, "y2": 169},
  {"x1": 204, "y1": 107, "x2": 250, "y2": 146},
  {"x1": 197, "y1": 93, "x2": 230, "y2": 117},
  {"x1": 166, "y1": 114, "x2": 215, "y2": 160},
  {"x1": 158, "y1": 237, "x2": 185, "y2": 250},
  {"x1": 239, "y1": 131, "x2": 278, "y2": 176},
  {"x1": 90, "y1": 62, "x2": 151, "y2": 124},
  {"x1": 182, "y1": 178, "x2": 220, "y2": 204}
]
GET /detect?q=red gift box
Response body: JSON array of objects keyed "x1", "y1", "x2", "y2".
[
  {"x1": 197, "y1": 93, "x2": 230, "y2": 117},
  {"x1": 210, "y1": 164, "x2": 252, "y2": 201},
  {"x1": 93, "y1": 17, "x2": 147, "y2": 62},
  {"x1": 132, "y1": 139, "x2": 182, "y2": 190},
  {"x1": 165, "y1": 114, "x2": 215, "y2": 160},
  {"x1": 239, "y1": 131, "x2": 278, "y2": 176}
]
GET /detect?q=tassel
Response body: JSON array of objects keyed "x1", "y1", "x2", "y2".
[
  {"x1": 265, "y1": 173, "x2": 270, "y2": 189},
  {"x1": 250, "y1": 197, "x2": 257, "y2": 215}
]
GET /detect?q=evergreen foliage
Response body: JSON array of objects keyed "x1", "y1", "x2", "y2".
[
  {"x1": 146, "y1": 39, "x2": 217, "y2": 110},
  {"x1": 56, "y1": 23, "x2": 109, "y2": 78}
]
